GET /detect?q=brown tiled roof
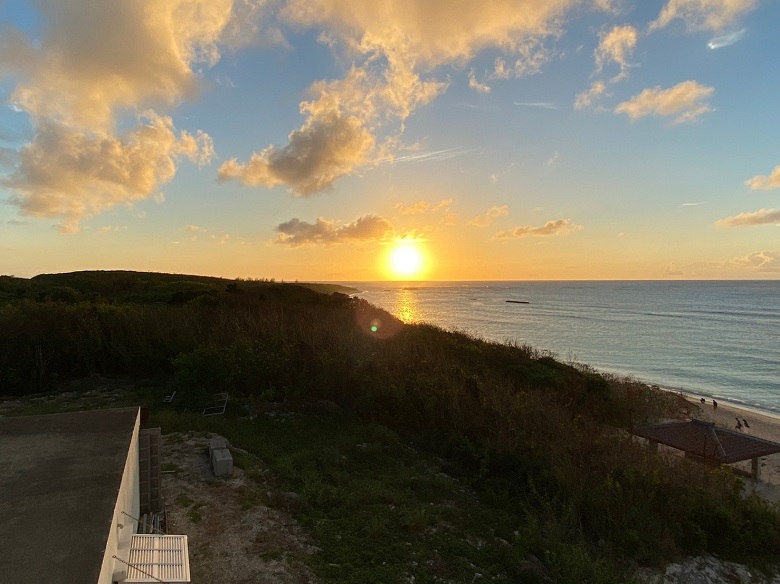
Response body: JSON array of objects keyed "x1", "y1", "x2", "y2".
[{"x1": 634, "y1": 419, "x2": 780, "y2": 464}]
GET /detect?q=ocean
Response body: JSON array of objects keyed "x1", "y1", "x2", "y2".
[{"x1": 347, "y1": 281, "x2": 780, "y2": 416}]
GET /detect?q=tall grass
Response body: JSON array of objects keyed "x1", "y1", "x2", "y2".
[{"x1": 2, "y1": 273, "x2": 779, "y2": 575}]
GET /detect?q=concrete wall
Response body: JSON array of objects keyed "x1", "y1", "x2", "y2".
[{"x1": 98, "y1": 409, "x2": 141, "y2": 584}]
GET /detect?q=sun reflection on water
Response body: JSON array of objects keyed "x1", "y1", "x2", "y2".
[{"x1": 396, "y1": 289, "x2": 419, "y2": 323}]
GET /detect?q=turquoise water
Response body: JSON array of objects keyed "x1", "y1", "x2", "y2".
[{"x1": 347, "y1": 281, "x2": 780, "y2": 415}]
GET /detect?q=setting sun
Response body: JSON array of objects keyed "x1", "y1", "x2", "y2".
[{"x1": 388, "y1": 243, "x2": 425, "y2": 279}]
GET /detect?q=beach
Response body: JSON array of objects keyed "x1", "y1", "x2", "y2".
[{"x1": 683, "y1": 396, "x2": 780, "y2": 502}]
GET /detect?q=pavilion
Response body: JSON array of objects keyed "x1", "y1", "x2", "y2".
[{"x1": 633, "y1": 418, "x2": 780, "y2": 480}]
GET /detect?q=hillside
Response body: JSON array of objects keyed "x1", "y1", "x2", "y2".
[{"x1": 1, "y1": 270, "x2": 779, "y2": 582}]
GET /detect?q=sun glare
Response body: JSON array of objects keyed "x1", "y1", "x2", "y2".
[{"x1": 388, "y1": 243, "x2": 425, "y2": 279}]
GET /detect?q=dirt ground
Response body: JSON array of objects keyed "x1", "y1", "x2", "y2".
[{"x1": 161, "y1": 432, "x2": 319, "y2": 584}]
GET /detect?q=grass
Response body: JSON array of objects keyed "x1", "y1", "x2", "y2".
[
  {"x1": 4, "y1": 271, "x2": 780, "y2": 580},
  {"x1": 152, "y1": 408, "x2": 620, "y2": 583}
]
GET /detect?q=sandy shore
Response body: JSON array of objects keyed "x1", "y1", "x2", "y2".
[{"x1": 681, "y1": 395, "x2": 780, "y2": 502}]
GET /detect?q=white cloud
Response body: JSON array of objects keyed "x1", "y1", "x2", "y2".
[
  {"x1": 218, "y1": 50, "x2": 445, "y2": 194},
  {"x1": 281, "y1": 1, "x2": 572, "y2": 67},
  {"x1": 490, "y1": 41, "x2": 554, "y2": 80},
  {"x1": 715, "y1": 208, "x2": 780, "y2": 227},
  {"x1": 650, "y1": 0, "x2": 756, "y2": 32},
  {"x1": 514, "y1": 101, "x2": 558, "y2": 110},
  {"x1": 731, "y1": 251, "x2": 780, "y2": 272},
  {"x1": 614, "y1": 80, "x2": 714, "y2": 124},
  {"x1": 99, "y1": 225, "x2": 127, "y2": 234},
  {"x1": 275, "y1": 214, "x2": 394, "y2": 246},
  {"x1": 468, "y1": 70, "x2": 492, "y2": 94},
  {"x1": 0, "y1": 0, "x2": 249, "y2": 227},
  {"x1": 575, "y1": 24, "x2": 637, "y2": 110},
  {"x1": 224, "y1": 0, "x2": 585, "y2": 196},
  {"x1": 218, "y1": 98, "x2": 376, "y2": 195},
  {"x1": 396, "y1": 201, "x2": 429, "y2": 215},
  {"x1": 590, "y1": 0, "x2": 624, "y2": 13},
  {"x1": 432, "y1": 199, "x2": 454, "y2": 212},
  {"x1": 594, "y1": 25, "x2": 637, "y2": 81},
  {"x1": 745, "y1": 165, "x2": 780, "y2": 190},
  {"x1": 663, "y1": 263, "x2": 684, "y2": 276},
  {"x1": 469, "y1": 205, "x2": 509, "y2": 227},
  {"x1": 4, "y1": 112, "x2": 213, "y2": 232},
  {"x1": 574, "y1": 81, "x2": 607, "y2": 110},
  {"x1": 707, "y1": 28, "x2": 746, "y2": 48},
  {"x1": 382, "y1": 147, "x2": 472, "y2": 166},
  {"x1": 0, "y1": 146, "x2": 17, "y2": 167},
  {"x1": 495, "y1": 218, "x2": 583, "y2": 238},
  {"x1": 1, "y1": 0, "x2": 245, "y2": 129}
]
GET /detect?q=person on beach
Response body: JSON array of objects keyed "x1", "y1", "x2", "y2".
[
  {"x1": 713, "y1": 400, "x2": 718, "y2": 410},
  {"x1": 736, "y1": 418, "x2": 743, "y2": 431},
  {"x1": 743, "y1": 419, "x2": 750, "y2": 428}
]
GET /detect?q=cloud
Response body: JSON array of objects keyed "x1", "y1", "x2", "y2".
[
  {"x1": 275, "y1": 214, "x2": 394, "y2": 246},
  {"x1": 0, "y1": 0, "x2": 249, "y2": 129},
  {"x1": 707, "y1": 28, "x2": 746, "y2": 48},
  {"x1": 681, "y1": 201, "x2": 707, "y2": 206},
  {"x1": 469, "y1": 205, "x2": 509, "y2": 227},
  {"x1": 663, "y1": 263, "x2": 684, "y2": 276},
  {"x1": 731, "y1": 251, "x2": 780, "y2": 272},
  {"x1": 396, "y1": 201, "x2": 429, "y2": 215},
  {"x1": 0, "y1": 146, "x2": 17, "y2": 167},
  {"x1": 514, "y1": 101, "x2": 558, "y2": 109},
  {"x1": 208, "y1": 233, "x2": 231, "y2": 245},
  {"x1": 590, "y1": 0, "x2": 624, "y2": 13},
  {"x1": 184, "y1": 224, "x2": 207, "y2": 232},
  {"x1": 432, "y1": 199, "x2": 453, "y2": 212},
  {"x1": 574, "y1": 81, "x2": 607, "y2": 110},
  {"x1": 490, "y1": 41, "x2": 555, "y2": 80},
  {"x1": 575, "y1": 24, "x2": 637, "y2": 110},
  {"x1": 99, "y1": 225, "x2": 127, "y2": 234},
  {"x1": 225, "y1": 0, "x2": 585, "y2": 196},
  {"x1": 431, "y1": 199, "x2": 456, "y2": 225},
  {"x1": 594, "y1": 25, "x2": 638, "y2": 81},
  {"x1": 650, "y1": 0, "x2": 756, "y2": 32},
  {"x1": 218, "y1": 53, "x2": 445, "y2": 194},
  {"x1": 745, "y1": 165, "x2": 780, "y2": 190},
  {"x1": 4, "y1": 112, "x2": 214, "y2": 232},
  {"x1": 715, "y1": 208, "x2": 780, "y2": 227},
  {"x1": 495, "y1": 218, "x2": 583, "y2": 238},
  {"x1": 0, "y1": 0, "x2": 252, "y2": 227},
  {"x1": 382, "y1": 147, "x2": 472, "y2": 165},
  {"x1": 218, "y1": 99, "x2": 376, "y2": 195},
  {"x1": 281, "y1": 1, "x2": 572, "y2": 68},
  {"x1": 614, "y1": 80, "x2": 714, "y2": 123},
  {"x1": 468, "y1": 70, "x2": 492, "y2": 94}
]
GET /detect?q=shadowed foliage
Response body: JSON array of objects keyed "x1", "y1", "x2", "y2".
[{"x1": 2, "y1": 270, "x2": 779, "y2": 580}]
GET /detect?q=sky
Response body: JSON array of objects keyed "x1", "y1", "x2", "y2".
[{"x1": 1, "y1": 0, "x2": 779, "y2": 281}]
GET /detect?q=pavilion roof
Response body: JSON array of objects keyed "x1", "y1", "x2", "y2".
[{"x1": 633, "y1": 419, "x2": 780, "y2": 464}]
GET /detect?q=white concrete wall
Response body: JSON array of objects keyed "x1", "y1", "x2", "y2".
[{"x1": 98, "y1": 408, "x2": 141, "y2": 584}]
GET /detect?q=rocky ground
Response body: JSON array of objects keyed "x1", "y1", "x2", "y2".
[
  {"x1": 161, "y1": 432, "x2": 319, "y2": 584},
  {"x1": 637, "y1": 556, "x2": 780, "y2": 584}
]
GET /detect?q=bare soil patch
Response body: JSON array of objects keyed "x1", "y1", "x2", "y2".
[{"x1": 161, "y1": 432, "x2": 319, "y2": 584}]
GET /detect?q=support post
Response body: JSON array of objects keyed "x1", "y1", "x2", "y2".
[{"x1": 752, "y1": 457, "x2": 761, "y2": 481}]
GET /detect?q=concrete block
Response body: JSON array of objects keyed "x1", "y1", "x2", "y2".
[
  {"x1": 208, "y1": 437, "x2": 228, "y2": 458},
  {"x1": 211, "y1": 448, "x2": 233, "y2": 477}
]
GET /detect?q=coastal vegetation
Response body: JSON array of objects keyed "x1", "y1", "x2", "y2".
[{"x1": 2, "y1": 271, "x2": 779, "y2": 582}]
